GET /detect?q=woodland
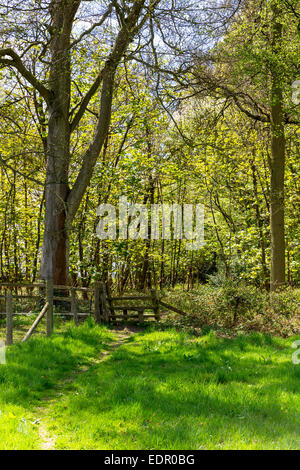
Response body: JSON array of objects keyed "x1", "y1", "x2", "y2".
[
  {"x1": 0, "y1": 0, "x2": 299, "y2": 451},
  {"x1": 0, "y1": 0, "x2": 299, "y2": 292}
]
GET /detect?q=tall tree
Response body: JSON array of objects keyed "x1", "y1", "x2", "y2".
[
  {"x1": 41, "y1": 0, "x2": 148, "y2": 284},
  {"x1": 191, "y1": 0, "x2": 300, "y2": 289},
  {"x1": 0, "y1": 0, "x2": 153, "y2": 283},
  {"x1": 269, "y1": 0, "x2": 286, "y2": 289},
  {"x1": 0, "y1": 0, "x2": 208, "y2": 284}
]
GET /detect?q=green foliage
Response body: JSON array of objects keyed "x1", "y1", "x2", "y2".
[
  {"x1": 0, "y1": 0, "x2": 299, "y2": 293},
  {"x1": 217, "y1": 281, "x2": 264, "y2": 320},
  {"x1": 162, "y1": 286, "x2": 300, "y2": 337}
]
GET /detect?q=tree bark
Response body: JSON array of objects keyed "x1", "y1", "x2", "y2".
[
  {"x1": 40, "y1": 0, "x2": 78, "y2": 284},
  {"x1": 270, "y1": 1, "x2": 286, "y2": 291},
  {"x1": 40, "y1": 0, "x2": 146, "y2": 284},
  {"x1": 251, "y1": 160, "x2": 269, "y2": 289}
]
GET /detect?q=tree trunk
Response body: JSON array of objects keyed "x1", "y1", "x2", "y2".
[
  {"x1": 40, "y1": 0, "x2": 146, "y2": 284},
  {"x1": 40, "y1": 1, "x2": 79, "y2": 284},
  {"x1": 251, "y1": 160, "x2": 269, "y2": 289},
  {"x1": 270, "y1": 1, "x2": 286, "y2": 291}
]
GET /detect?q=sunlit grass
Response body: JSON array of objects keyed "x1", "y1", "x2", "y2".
[
  {"x1": 0, "y1": 320, "x2": 115, "y2": 449},
  {"x1": 0, "y1": 320, "x2": 299, "y2": 450},
  {"x1": 46, "y1": 328, "x2": 300, "y2": 450}
]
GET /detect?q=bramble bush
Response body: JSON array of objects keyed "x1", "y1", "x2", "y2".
[{"x1": 162, "y1": 281, "x2": 300, "y2": 337}]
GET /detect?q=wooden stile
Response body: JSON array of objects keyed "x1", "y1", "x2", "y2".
[{"x1": 0, "y1": 282, "x2": 167, "y2": 337}]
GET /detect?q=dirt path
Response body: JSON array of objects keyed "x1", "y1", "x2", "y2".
[{"x1": 36, "y1": 328, "x2": 135, "y2": 450}]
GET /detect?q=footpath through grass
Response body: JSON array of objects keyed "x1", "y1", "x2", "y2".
[
  {"x1": 0, "y1": 321, "x2": 299, "y2": 450},
  {"x1": 0, "y1": 319, "x2": 115, "y2": 449}
]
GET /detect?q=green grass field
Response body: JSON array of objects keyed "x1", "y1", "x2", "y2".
[{"x1": 0, "y1": 320, "x2": 299, "y2": 450}]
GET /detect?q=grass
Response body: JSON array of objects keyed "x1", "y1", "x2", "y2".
[
  {"x1": 0, "y1": 318, "x2": 299, "y2": 450},
  {"x1": 0, "y1": 319, "x2": 114, "y2": 449}
]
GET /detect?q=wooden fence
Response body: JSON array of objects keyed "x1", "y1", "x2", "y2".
[
  {"x1": 0, "y1": 281, "x2": 94, "y2": 345},
  {"x1": 0, "y1": 281, "x2": 174, "y2": 345}
]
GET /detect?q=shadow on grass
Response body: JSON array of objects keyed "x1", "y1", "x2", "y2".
[
  {"x1": 51, "y1": 329, "x2": 300, "y2": 449},
  {"x1": 0, "y1": 321, "x2": 115, "y2": 410}
]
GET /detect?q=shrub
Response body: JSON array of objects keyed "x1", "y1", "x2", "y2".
[{"x1": 163, "y1": 282, "x2": 300, "y2": 337}]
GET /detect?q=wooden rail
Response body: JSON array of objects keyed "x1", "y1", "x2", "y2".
[
  {"x1": 0, "y1": 281, "x2": 188, "y2": 344},
  {"x1": 0, "y1": 281, "x2": 95, "y2": 344},
  {"x1": 159, "y1": 300, "x2": 188, "y2": 317},
  {"x1": 98, "y1": 284, "x2": 161, "y2": 323},
  {"x1": 22, "y1": 302, "x2": 49, "y2": 342}
]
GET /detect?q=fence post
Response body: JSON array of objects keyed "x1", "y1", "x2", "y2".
[
  {"x1": 46, "y1": 279, "x2": 54, "y2": 336},
  {"x1": 151, "y1": 289, "x2": 160, "y2": 321},
  {"x1": 6, "y1": 291, "x2": 13, "y2": 346},
  {"x1": 94, "y1": 281, "x2": 101, "y2": 324},
  {"x1": 104, "y1": 283, "x2": 114, "y2": 322},
  {"x1": 71, "y1": 288, "x2": 79, "y2": 326},
  {"x1": 100, "y1": 283, "x2": 110, "y2": 322},
  {"x1": 123, "y1": 309, "x2": 128, "y2": 321},
  {"x1": 138, "y1": 308, "x2": 144, "y2": 324}
]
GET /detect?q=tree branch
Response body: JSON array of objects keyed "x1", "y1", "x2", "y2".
[
  {"x1": 70, "y1": 67, "x2": 105, "y2": 132},
  {"x1": 0, "y1": 48, "x2": 52, "y2": 105},
  {"x1": 67, "y1": 0, "x2": 148, "y2": 222},
  {"x1": 70, "y1": 4, "x2": 114, "y2": 49}
]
